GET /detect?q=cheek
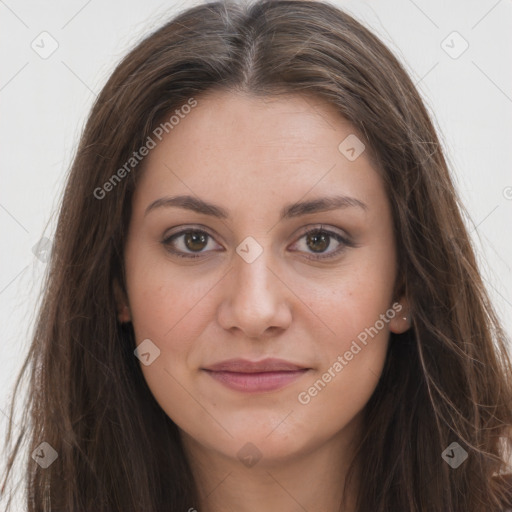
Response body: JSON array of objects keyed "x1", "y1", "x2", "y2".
[
  {"x1": 298, "y1": 251, "x2": 396, "y2": 351},
  {"x1": 126, "y1": 255, "x2": 217, "y2": 346},
  {"x1": 292, "y1": 250, "x2": 395, "y2": 412},
  {"x1": 125, "y1": 258, "x2": 218, "y2": 410},
  {"x1": 292, "y1": 340, "x2": 388, "y2": 452},
  {"x1": 127, "y1": 265, "x2": 219, "y2": 430},
  {"x1": 295, "y1": 286, "x2": 393, "y2": 435}
]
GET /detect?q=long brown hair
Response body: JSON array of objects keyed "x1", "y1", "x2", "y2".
[{"x1": 2, "y1": 1, "x2": 511, "y2": 510}]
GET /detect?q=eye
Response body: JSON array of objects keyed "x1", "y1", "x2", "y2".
[
  {"x1": 289, "y1": 225, "x2": 354, "y2": 260},
  {"x1": 161, "y1": 228, "x2": 222, "y2": 258}
]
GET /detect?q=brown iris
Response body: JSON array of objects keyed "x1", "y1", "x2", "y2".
[{"x1": 306, "y1": 231, "x2": 330, "y2": 253}]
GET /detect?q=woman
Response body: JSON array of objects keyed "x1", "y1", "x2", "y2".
[{"x1": 2, "y1": 0, "x2": 511, "y2": 510}]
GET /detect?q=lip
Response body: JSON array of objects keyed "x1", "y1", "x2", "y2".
[
  {"x1": 202, "y1": 358, "x2": 310, "y2": 393},
  {"x1": 203, "y1": 358, "x2": 308, "y2": 373}
]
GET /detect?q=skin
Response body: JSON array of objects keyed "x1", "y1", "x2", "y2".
[{"x1": 116, "y1": 90, "x2": 411, "y2": 512}]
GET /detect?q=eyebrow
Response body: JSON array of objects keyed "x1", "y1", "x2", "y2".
[{"x1": 144, "y1": 194, "x2": 367, "y2": 220}]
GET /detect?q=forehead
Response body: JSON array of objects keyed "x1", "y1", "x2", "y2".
[
  {"x1": 155, "y1": 90, "x2": 359, "y2": 161},
  {"x1": 133, "y1": 90, "x2": 386, "y2": 216}
]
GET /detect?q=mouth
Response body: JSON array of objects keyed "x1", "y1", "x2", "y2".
[{"x1": 201, "y1": 358, "x2": 311, "y2": 393}]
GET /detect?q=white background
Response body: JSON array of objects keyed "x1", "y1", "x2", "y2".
[{"x1": 1, "y1": 0, "x2": 511, "y2": 506}]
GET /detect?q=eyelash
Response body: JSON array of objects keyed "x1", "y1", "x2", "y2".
[{"x1": 161, "y1": 225, "x2": 355, "y2": 261}]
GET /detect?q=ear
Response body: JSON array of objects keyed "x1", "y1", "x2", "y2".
[
  {"x1": 388, "y1": 296, "x2": 412, "y2": 334},
  {"x1": 113, "y1": 279, "x2": 131, "y2": 323}
]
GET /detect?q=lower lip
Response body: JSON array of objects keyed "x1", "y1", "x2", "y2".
[{"x1": 203, "y1": 369, "x2": 309, "y2": 392}]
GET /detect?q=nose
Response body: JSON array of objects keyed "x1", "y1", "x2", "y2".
[{"x1": 216, "y1": 247, "x2": 292, "y2": 339}]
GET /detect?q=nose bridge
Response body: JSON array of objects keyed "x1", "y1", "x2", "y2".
[
  {"x1": 232, "y1": 237, "x2": 276, "y2": 305},
  {"x1": 217, "y1": 235, "x2": 291, "y2": 337}
]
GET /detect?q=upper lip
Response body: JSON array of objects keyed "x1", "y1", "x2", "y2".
[{"x1": 202, "y1": 358, "x2": 308, "y2": 373}]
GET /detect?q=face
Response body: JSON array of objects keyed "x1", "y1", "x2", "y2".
[{"x1": 118, "y1": 90, "x2": 410, "y2": 467}]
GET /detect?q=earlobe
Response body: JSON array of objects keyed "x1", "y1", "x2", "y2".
[
  {"x1": 118, "y1": 304, "x2": 131, "y2": 324},
  {"x1": 113, "y1": 280, "x2": 132, "y2": 324},
  {"x1": 389, "y1": 297, "x2": 412, "y2": 334}
]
